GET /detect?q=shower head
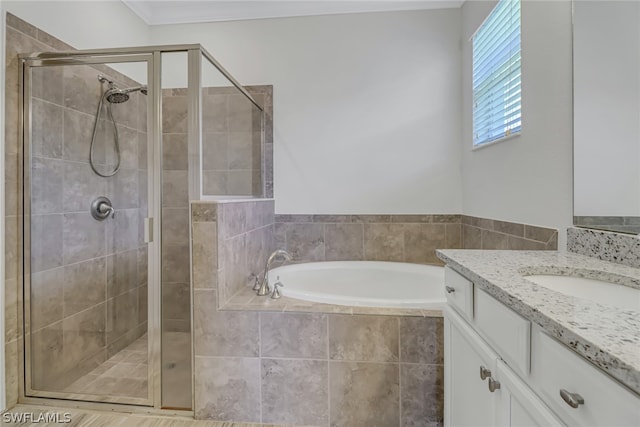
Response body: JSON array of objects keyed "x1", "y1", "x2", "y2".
[
  {"x1": 105, "y1": 88, "x2": 129, "y2": 104},
  {"x1": 104, "y1": 85, "x2": 148, "y2": 104}
]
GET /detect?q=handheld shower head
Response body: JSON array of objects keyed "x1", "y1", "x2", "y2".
[{"x1": 105, "y1": 88, "x2": 129, "y2": 104}]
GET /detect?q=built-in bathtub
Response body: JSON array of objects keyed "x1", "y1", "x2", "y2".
[{"x1": 268, "y1": 261, "x2": 445, "y2": 309}]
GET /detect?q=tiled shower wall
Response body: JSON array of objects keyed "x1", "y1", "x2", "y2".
[
  {"x1": 4, "y1": 14, "x2": 148, "y2": 400},
  {"x1": 191, "y1": 202, "x2": 444, "y2": 426},
  {"x1": 161, "y1": 88, "x2": 191, "y2": 333},
  {"x1": 201, "y1": 86, "x2": 271, "y2": 197}
]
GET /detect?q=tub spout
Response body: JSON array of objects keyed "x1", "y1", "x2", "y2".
[{"x1": 257, "y1": 249, "x2": 292, "y2": 296}]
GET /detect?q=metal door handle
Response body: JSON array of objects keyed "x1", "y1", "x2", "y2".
[
  {"x1": 445, "y1": 286, "x2": 455, "y2": 294},
  {"x1": 560, "y1": 389, "x2": 584, "y2": 408}
]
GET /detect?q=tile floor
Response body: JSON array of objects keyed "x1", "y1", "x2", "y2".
[
  {"x1": 1, "y1": 405, "x2": 300, "y2": 426},
  {"x1": 64, "y1": 335, "x2": 149, "y2": 398}
]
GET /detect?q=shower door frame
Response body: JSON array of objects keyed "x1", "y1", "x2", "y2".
[
  {"x1": 20, "y1": 52, "x2": 158, "y2": 407},
  {"x1": 18, "y1": 43, "x2": 264, "y2": 412}
]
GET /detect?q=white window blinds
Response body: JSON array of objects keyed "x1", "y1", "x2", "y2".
[{"x1": 473, "y1": 0, "x2": 521, "y2": 147}]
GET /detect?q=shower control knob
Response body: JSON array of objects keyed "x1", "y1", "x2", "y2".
[{"x1": 91, "y1": 196, "x2": 115, "y2": 221}]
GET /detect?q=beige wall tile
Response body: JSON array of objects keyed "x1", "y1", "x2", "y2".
[
  {"x1": 162, "y1": 95, "x2": 187, "y2": 133},
  {"x1": 364, "y1": 223, "x2": 404, "y2": 262},
  {"x1": 162, "y1": 208, "x2": 190, "y2": 246},
  {"x1": 399, "y1": 317, "x2": 443, "y2": 364},
  {"x1": 329, "y1": 315, "x2": 399, "y2": 362},
  {"x1": 481, "y1": 229, "x2": 509, "y2": 250},
  {"x1": 404, "y1": 224, "x2": 445, "y2": 265},
  {"x1": 329, "y1": 362, "x2": 399, "y2": 427},
  {"x1": 260, "y1": 312, "x2": 327, "y2": 359},
  {"x1": 161, "y1": 244, "x2": 190, "y2": 284},
  {"x1": 325, "y1": 223, "x2": 364, "y2": 261},
  {"x1": 194, "y1": 356, "x2": 261, "y2": 422},
  {"x1": 65, "y1": 257, "x2": 107, "y2": 317},
  {"x1": 194, "y1": 290, "x2": 259, "y2": 357},
  {"x1": 445, "y1": 223, "x2": 462, "y2": 249},
  {"x1": 400, "y1": 364, "x2": 443, "y2": 426},
  {"x1": 62, "y1": 161, "x2": 106, "y2": 213},
  {"x1": 162, "y1": 170, "x2": 189, "y2": 208},
  {"x1": 31, "y1": 157, "x2": 63, "y2": 214},
  {"x1": 31, "y1": 98, "x2": 63, "y2": 158},
  {"x1": 462, "y1": 224, "x2": 482, "y2": 249},
  {"x1": 106, "y1": 291, "x2": 137, "y2": 345},
  {"x1": 31, "y1": 214, "x2": 63, "y2": 272},
  {"x1": 65, "y1": 302, "x2": 106, "y2": 363},
  {"x1": 162, "y1": 133, "x2": 188, "y2": 171},
  {"x1": 192, "y1": 221, "x2": 218, "y2": 289},
  {"x1": 285, "y1": 223, "x2": 325, "y2": 262},
  {"x1": 245, "y1": 225, "x2": 274, "y2": 279},
  {"x1": 202, "y1": 132, "x2": 228, "y2": 170},
  {"x1": 261, "y1": 359, "x2": 329, "y2": 426},
  {"x1": 162, "y1": 283, "x2": 190, "y2": 321},
  {"x1": 203, "y1": 94, "x2": 228, "y2": 132}
]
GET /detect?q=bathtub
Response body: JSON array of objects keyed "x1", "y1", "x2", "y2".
[{"x1": 268, "y1": 261, "x2": 445, "y2": 309}]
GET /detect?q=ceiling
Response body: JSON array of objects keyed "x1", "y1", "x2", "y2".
[{"x1": 122, "y1": 0, "x2": 464, "y2": 26}]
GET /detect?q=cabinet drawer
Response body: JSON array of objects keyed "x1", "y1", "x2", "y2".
[
  {"x1": 475, "y1": 288, "x2": 530, "y2": 377},
  {"x1": 444, "y1": 266, "x2": 473, "y2": 320},
  {"x1": 531, "y1": 326, "x2": 640, "y2": 427}
]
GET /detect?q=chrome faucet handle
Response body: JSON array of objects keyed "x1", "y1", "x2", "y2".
[
  {"x1": 251, "y1": 275, "x2": 260, "y2": 291},
  {"x1": 271, "y1": 279, "x2": 283, "y2": 299},
  {"x1": 91, "y1": 196, "x2": 115, "y2": 221}
]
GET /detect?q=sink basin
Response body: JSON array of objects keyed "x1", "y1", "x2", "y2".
[{"x1": 524, "y1": 275, "x2": 640, "y2": 311}]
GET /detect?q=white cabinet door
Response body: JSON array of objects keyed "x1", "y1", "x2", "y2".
[
  {"x1": 495, "y1": 359, "x2": 565, "y2": 427},
  {"x1": 445, "y1": 306, "x2": 499, "y2": 427}
]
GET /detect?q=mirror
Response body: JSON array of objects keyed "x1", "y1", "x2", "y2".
[{"x1": 573, "y1": 0, "x2": 640, "y2": 234}]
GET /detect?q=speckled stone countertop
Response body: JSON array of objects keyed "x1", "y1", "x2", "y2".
[{"x1": 436, "y1": 249, "x2": 640, "y2": 396}]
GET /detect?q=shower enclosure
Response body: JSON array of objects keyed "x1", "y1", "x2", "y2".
[{"x1": 19, "y1": 45, "x2": 264, "y2": 410}]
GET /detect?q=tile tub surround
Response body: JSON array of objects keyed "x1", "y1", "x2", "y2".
[
  {"x1": 460, "y1": 215, "x2": 558, "y2": 250},
  {"x1": 4, "y1": 13, "x2": 148, "y2": 403},
  {"x1": 568, "y1": 226, "x2": 640, "y2": 268},
  {"x1": 273, "y1": 214, "x2": 558, "y2": 265},
  {"x1": 436, "y1": 249, "x2": 640, "y2": 395},
  {"x1": 191, "y1": 203, "x2": 444, "y2": 425}
]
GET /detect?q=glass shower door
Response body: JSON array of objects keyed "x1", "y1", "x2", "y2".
[{"x1": 23, "y1": 56, "x2": 154, "y2": 405}]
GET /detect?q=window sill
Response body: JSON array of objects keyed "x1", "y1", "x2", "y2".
[{"x1": 472, "y1": 132, "x2": 521, "y2": 151}]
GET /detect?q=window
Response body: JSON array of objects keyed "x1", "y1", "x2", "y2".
[{"x1": 473, "y1": 0, "x2": 521, "y2": 147}]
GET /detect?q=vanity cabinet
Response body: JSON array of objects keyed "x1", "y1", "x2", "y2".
[
  {"x1": 445, "y1": 305, "x2": 562, "y2": 427},
  {"x1": 443, "y1": 266, "x2": 640, "y2": 427}
]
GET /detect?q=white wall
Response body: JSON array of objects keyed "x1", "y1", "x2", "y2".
[
  {"x1": 461, "y1": 0, "x2": 573, "y2": 246},
  {"x1": 573, "y1": 1, "x2": 640, "y2": 216},
  {"x1": 2, "y1": 0, "x2": 149, "y2": 49},
  {"x1": 151, "y1": 10, "x2": 463, "y2": 214}
]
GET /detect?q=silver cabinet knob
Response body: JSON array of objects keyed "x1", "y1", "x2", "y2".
[
  {"x1": 480, "y1": 366, "x2": 492, "y2": 380},
  {"x1": 445, "y1": 286, "x2": 456, "y2": 294},
  {"x1": 488, "y1": 377, "x2": 501, "y2": 392},
  {"x1": 560, "y1": 389, "x2": 584, "y2": 409}
]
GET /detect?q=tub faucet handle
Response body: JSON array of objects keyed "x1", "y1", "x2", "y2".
[
  {"x1": 251, "y1": 274, "x2": 260, "y2": 291},
  {"x1": 271, "y1": 278, "x2": 283, "y2": 299}
]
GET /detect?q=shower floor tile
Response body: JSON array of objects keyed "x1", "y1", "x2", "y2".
[{"x1": 64, "y1": 335, "x2": 149, "y2": 398}]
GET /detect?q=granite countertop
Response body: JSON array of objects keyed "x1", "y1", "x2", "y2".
[{"x1": 436, "y1": 249, "x2": 640, "y2": 396}]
